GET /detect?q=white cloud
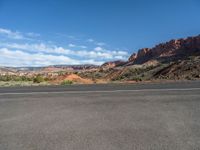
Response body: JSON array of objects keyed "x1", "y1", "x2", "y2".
[
  {"x1": 68, "y1": 44, "x2": 87, "y2": 49},
  {"x1": 0, "y1": 28, "x2": 40, "y2": 40},
  {"x1": 26, "y1": 32, "x2": 40, "y2": 38},
  {"x1": 114, "y1": 55, "x2": 127, "y2": 60},
  {"x1": 0, "y1": 28, "x2": 24, "y2": 40},
  {"x1": 87, "y1": 38, "x2": 94, "y2": 42},
  {"x1": 76, "y1": 50, "x2": 113, "y2": 59},
  {"x1": 94, "y1": 47, "x2": 103, "y2": 51},
  {"x1": 1, "y1": 42, "x2": 129, "y2": 60},
  {"x1": 0, "y1": 48, "x2": 104, "y2": 67},
  {"x1": 1, "y1": 43, "x2": 72, "y2": 55},
  {"x1": 87, "y1": 38, "x2": 106, "y2": 46},
  {"x1": 68, "y1": 44, "x2": 76, "y2": 47},
  {"x1": 96, "y1": 42, "x2": 106, "y2": 46},
  {"x1": 0, "y1": 28, "x2": 129, "y2": 66}
]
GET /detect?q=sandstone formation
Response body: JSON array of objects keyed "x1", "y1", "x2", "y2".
[
  {"x1": 101, "y1": 60, "x2": 126, "y2": 68},
  {"x1": 128, "y1": 35, "x2": 200, "y2": 64}
]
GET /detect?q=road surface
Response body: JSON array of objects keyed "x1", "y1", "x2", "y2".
[{"x1": 0, "y1": 81, "x2": 200, "y2": 150}]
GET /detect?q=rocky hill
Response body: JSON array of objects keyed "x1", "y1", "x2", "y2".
[
  {"x1": 128, "y1": 35, "x2": 200, "y2": 65},
  {"x1": 0, "y1": 67, "x2": 17, "y2": 75},
  {"x1": 101, "y1": 60, "x2": 126, "y2": 68},
  {"x1": 0, "y1": 35, "x2": 200, "y2": 86},
  {"x1": 153, "y1": 56, "x2": 200, "y2": 80},
  {"x1": 98, "y1": 35, "x2": 200, "y2": 82}
]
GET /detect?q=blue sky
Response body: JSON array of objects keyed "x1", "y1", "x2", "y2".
[{"x1": 0, "y1": 0, "x2": 200, "y2": 66}]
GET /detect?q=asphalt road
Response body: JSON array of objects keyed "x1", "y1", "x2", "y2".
[{"x1": 0, "y1": 81, "x2": 200, "y2": 150}]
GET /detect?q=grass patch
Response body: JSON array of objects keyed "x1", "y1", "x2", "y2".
[
  {"x1": 0, "y1": 81, "x2": 50, "y2": 87},
  {"x1": 61, "y1": 80, "x2": 73, "y2": 85}
]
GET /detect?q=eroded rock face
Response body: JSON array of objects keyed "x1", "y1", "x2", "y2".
[
  {"x1": 101, "y1": 60, "x2": 126, "y2": 68},
  {"x1": 137, "y1": 48, "x2": 150, "y2": 57},
  {"x1": 134, "y1": 48, "x2": 152, "y2": 64},
  {"x1": 128, "y1": 53, "x2": 137, "y2": 62},
  {"x1": 128, "y1": 35, "x2": 200, "y2": 64}
]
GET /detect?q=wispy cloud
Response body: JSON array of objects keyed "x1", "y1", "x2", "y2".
[
  {"x1": 87, "y1": 38, "x2": 106, "y2": 47},
  {"x1": 0, "y1": 28, "x2": 40, "y2": 40},
  {"x1": 87, "y1": 38, "x2": 95, "y2": 42},
  {"x1": 0, "y1": 27, "x2": 129, "y2": 66},
  {"x1": 96, "y1": 42, "x2": 106, "y2": 46},
  {"x1": 0, "y1": 43, "x2": 71, "y2": 55},
  {"x1": 1, "y1": 42, "x2": 128, "y2": 60},
  {"x1": 68, "y1": 43, "x2": 87, "y2": 49},
  {"x1": 68, "y1": 44, "x2": 76, "y2": 47},
  {"x1": 94, "y1": 47, "x2": 103, "y2": 51},
  {"x1": 0, "y1": 28, "x2": 24, "y2": 40},
  {"x1": 26, "y1": 32, "x2": 40, "y2": 38},
  {"x1": 55, "y1": 33, "x2": 79, "y2": 40},
  {"x1": 0, "y1": 48, "x2": 104, "y2": 67}
]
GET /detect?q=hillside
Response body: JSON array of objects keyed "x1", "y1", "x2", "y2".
[
  {"x1": 96, "y1": 35, "x2": 200, "y2": 82},
  {"x1": 128, "y1": 35, "x2": 200, "y2": 65},
  {"x1": 0, "y1": 35, "x2": 200, "y2": 86},
  {"x1": 153, "y1": 56, "x2": 200, "y2": 80}
]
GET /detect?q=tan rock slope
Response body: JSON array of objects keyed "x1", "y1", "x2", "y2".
[{"x1": 101, "y1": 60, "x2": 126, "y2": 68}]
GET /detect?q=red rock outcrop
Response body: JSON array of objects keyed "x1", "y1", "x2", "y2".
[
  {"x1": 128, "y1": 53, "x2": 137, "y2": 62},
  {"x1": 101, "y1": 60, "x2": 126, "y2": 68},
  {"x1": 128, "y1": 35, "x2": 200, "y2": 64}
]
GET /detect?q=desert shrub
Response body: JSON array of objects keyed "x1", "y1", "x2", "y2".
[
  {"x1": 0, "y1": 75, "x2": 9, "y2": 81},
  {"x1": 141, "y1": 73, "x2": 145, "y2": 77},
  {"x1": 146, "y1": 65, "x2": 155, "y2": 71},
  {"x1": 61, "y1": 80, "x2": 73, "y2": 85},
  {"x1": 20, "y1": 76, "x2": 32, "y2": 81},
  {"x1": 185, "y1": 76, "x2": 192, "y2": 80},
  {"x1": 131, "y1": 77, "x2": 142, "y2": 82},
  {"x1": 43, "y1": 77, "x2": 51, "y2": 81},
  {"x1": 33, "y1": 75, "x2": 45, "y2": 83},
  {"x1": 57, "y1": 71, "x2": 67, "y2": 76},
  {"x1": 0, "y1": 75, "x2": 32, "y2": 82}
]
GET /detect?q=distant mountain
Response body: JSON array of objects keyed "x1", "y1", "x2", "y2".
[
  {"x1": 0, "y1": 64, "x2": 99, "y2": 72},
  {"x1": 0, "y1": 67, "x2": 17, "y2": 75},
  {"x1": 51, "y1": 64, "x2": 99, "y2": 70}
]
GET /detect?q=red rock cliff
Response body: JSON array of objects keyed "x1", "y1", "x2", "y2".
[{"x1": 129, "y1": 35, "x2": 200, "y2": 64}]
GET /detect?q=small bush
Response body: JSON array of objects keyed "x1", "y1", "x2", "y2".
[
  {"x1": 33, "y1": 75, "x2": 45, "y2": 83},
  {"x1": 61, "y1": 80, "x2": 73, "y2": 85},
  {"x1": 0, "y1": 75, "x2": 32, "y2": 82},
  {"x1": 131, "y1": 77, "x2": 142, "y2": 82}
]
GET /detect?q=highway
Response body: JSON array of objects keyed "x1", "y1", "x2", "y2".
[{"x1": 0, "y1": 81, "x2": 200, "y2": 150}]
